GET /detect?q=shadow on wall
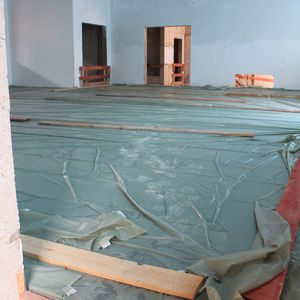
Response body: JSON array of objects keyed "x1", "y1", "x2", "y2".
[{"x1": 12, "y1": 63, "x2": 69, "y2": 88}]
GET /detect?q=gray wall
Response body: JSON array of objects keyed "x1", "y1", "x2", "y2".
[
  {"x1": 5, "y1": 0, "x2": 74, "y2": 87},
  {"x1": 110, "y1": 0, "x2": 300, "y2": 89},
  {"x1": 4, "y1": 0, "x2": 300, "y2": 89},
  {"x1": 73, "y1": 0, "x2": 111, "y2": 87}
]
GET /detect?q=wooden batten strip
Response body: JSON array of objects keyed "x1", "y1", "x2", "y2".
[
  {"x1": 21, "y1": 234, "x2": 204, "y2": 300},
  {"x1": 38, "y1": 120, "x2": 254, "y2": 138},
  {"x1": 226, "y1": 92, "x2": 300, "y2": 100},
  {"x1": 10, "y1": 115, "x2": 31, "y2": 122},
  {"x1": 17, "y1": 269, "x2": 25, "y2": 299}
]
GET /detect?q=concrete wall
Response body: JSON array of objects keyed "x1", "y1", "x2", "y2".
[
  {"x1": 110, "y1": 0, "x2": 300, "y2": 89},
  {"x1": 4, "y1": 0, "x2": 300, "y2": 89},
  {"x1": 3, "y1": 0, "x2": 11, "y2": 85},
  {"x1": 6, "y1": 0, "x2": 74, "y2": 87},
  {"x1": 73, "y1": 0, "x2": 111, "y2": 87},
  {"x1": 0, "y1": 1, "x2": 24, "y2": 299}
]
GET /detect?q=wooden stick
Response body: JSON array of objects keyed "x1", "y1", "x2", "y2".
[
  {"x1": 21, "y1": 234, "x2": 204, "y2": 299},
  {"x1": 51, "y1": 85, "x2": 110, "y2": 93},
  {"x1": 10, "y1": 115, "x2": 31, "y2": 122},
  {"x1": 17, "y1": 269, "x2": 25, "y2": 299},
  {"x1": 96, "y1": 93, "x2": 247, "y2": 103},
  {"x1": 38, "y1": 120, "x2": 254, "y2": 138},
  {"x1": 226, "y1": 92, "x2": 300, "y2": 100}
]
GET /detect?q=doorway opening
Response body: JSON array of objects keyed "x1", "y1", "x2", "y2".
[
  {"x1": 144, "y1": 26, "x2": 191, "y2": 86},
  {"x1": 81, "y1": 23, "x2": 110, "y2": 86},
  {"x1": 174, "y1": 38, "x2": 183, "y2": 82},
  {"x1": 82, "y1": 23, "x2": 107, "y2": 67},
  {"x1": 146, "y1": 27, "x2": 162, "y2": 84}
]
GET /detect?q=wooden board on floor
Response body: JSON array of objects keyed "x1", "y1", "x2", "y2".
[
  {"x1": 21, "y1": 234, "x2": 204, "y2": 300},
  {"x1": 226, "y1": 92, "x2": 300, "y2": 99},
  {"x1": 10, "y1": 115, "x2": 31, "y2": 122},
  {"x1": 38, "y1": 120, "x2": 254, "y2": 137}
]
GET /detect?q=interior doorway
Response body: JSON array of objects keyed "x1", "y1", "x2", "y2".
[
  {"x1": 144, "y1": 26, "x2": 191, "y2": 86},
  {"x1": 82, "y1": 23, "x2": 107, "y2": 67},
  {"x1": 146, "y1": 27, "x2": 163, "y2": 85}
]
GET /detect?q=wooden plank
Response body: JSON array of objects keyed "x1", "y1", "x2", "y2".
[
  {"x1": 51, "y1": 85, "x2": 111, "y2": 92},
  {"x1": 82, "y1": 66, "x2": 108, "y2": 71},
  {"x1": 10, "y1": 115, "x2": 31, "y2": 122},
  {"x1": 79, "y1": 74, "x2": 107, "y2": 80},
  {"x1": 38, "y1": 120, "x2": 254, "y2": 137},
  {"x1": 226, "y1": 92, "x2": 300, "y2": 99},
  {"x1": 21, "y1": 235, "x2": 204, "y2": 300},
  {"x1": 244, "y1": 156, "x2": 300, "y2": 300},
  {"x1": 17, "y1": 269, "x2": 25, "y2": 297},
  {"x1": 96, "y1": 93, "x2": 247, "y2": 103},
  {"x1": 80, "y1": 65, "x2": 110, "y2": 87}
]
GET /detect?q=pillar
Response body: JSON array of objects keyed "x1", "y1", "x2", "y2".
[{"x1": 0, "y1": 0, "x2": 24, "y2": 299}]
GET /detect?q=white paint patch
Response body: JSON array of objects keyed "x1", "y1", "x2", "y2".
[{"x1": 164, "y1": 47, "x2": 174, "y2": 64}]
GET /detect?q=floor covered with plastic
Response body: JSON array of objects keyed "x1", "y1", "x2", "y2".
[{"x1": 10, "y1": 85, "x2": 300, "y2": 300}]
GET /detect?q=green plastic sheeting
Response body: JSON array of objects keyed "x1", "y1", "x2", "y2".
[
  {"x1": 21, "y1": 210, "x2": 146, "y2": 251},
  {"x1": 9, "y1": 86, "x2": 300, "y2": 299},
  {"x1": 24, "y1": 257, "x2": 81, "y2": 300},
  {"x1": 190, "y1": 204, "x2": 291, "y2": 300}
]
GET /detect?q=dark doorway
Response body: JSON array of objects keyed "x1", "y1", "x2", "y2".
[
  {"x1": 174, "y1": 38, "x2": 182, "y2": 64},
  {"x1": 144, "y1": 26, "x2": 191, "y2": 86},
  {"x1": 82, "y1": 23, "x2": 107, "y2": 67},
  {"x1": 174, "y1": 38, "x2": 183, "y2": 82},
  {"x1": 146, "y1": 27, "x2": 163, "y2": 84}
]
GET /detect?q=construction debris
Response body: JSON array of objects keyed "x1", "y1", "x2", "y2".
[{"x1": 235, "y1": 74, "x2": 275, "y2": 88}]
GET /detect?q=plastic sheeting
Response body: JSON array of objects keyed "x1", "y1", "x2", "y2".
[
  {"x1": 24, "y1": 258, "x2": 81, "y2": 300},
  {"x1": 20, "y1": 210, "x2": 146, "y2": 251},
  {"x1": 9, "y1": 86, "x2": 300, "y2": 299},
  {"x1": 190, "y1": 204, "x2": 291, "y2": 300}
]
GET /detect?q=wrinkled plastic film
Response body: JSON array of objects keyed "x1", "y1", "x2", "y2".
[{"x1": 10, "y1": 86, "x2": 300, "y2": 299}]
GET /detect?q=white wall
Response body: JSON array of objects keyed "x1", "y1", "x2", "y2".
[
  {"x1": 72, "y1": 0, "x2": 111, "y2": 87},
  {"x1": 6, "y1": 0, "x2": 74, "y2": 87},
  {"x1": 110, "y1": 0, "x2": 300, "y2": 89},
  {"x1": 4, "y1": 0, "x2": 300, "y2": 89},
  {"x1": 0, "y1": 1, "x2": 24, "y2": 298},
  {"x1": 4, "y1": 0, "x2": 11, "y2": 85}
]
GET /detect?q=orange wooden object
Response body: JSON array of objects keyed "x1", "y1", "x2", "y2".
[
  {"x1": 235, "y1": 74, "x2": 274, "y2": 88},
  {"x1": 171, "y1": 63, "x2": 185, "y2": 85},
  {"x1": 80, "y1": 66, "x2": 111, "y2": 87}
]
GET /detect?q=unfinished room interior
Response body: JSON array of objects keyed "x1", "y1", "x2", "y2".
[{"x1": 1, "y1": 0, "x2": 300, "y2": 299}]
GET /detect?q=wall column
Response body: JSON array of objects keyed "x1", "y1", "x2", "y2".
[{"x1": 0, "y1": 0, "x2": 24, "y2": 299}]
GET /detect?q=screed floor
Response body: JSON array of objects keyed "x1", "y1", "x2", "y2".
[{"x1": 10, "y1": 85, "x2": 300, "y2": 300}]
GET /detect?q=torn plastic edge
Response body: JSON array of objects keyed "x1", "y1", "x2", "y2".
[
  {"x1": 244, "y1": 155, "x2": 300, "y2": 300},
  {"x1": 63, "y1": 286, "x2": 78, "y2": 297}
]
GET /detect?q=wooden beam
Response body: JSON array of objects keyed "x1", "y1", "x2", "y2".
[
  {"x1": 226, "y1": 92, "x2": 300, "y2": 100},
  {"x1": 244, "y1": 156, "x2": 300, "y2": 300},
  {"x1": 38, "y1": 120, "x2": 254, "y2": 137},
  {"x1": 96, "y1": 93, "x2": 247, "y2": 103},
  {"x1": 17, "y1": 269, "x2": 25, "y2": 299},
  {"x1": 21, "y1": 235, "x2": 204, "y2": 300},
  {"x1": 10, "y1": 115, "x2": 31, "y2": 122}
]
